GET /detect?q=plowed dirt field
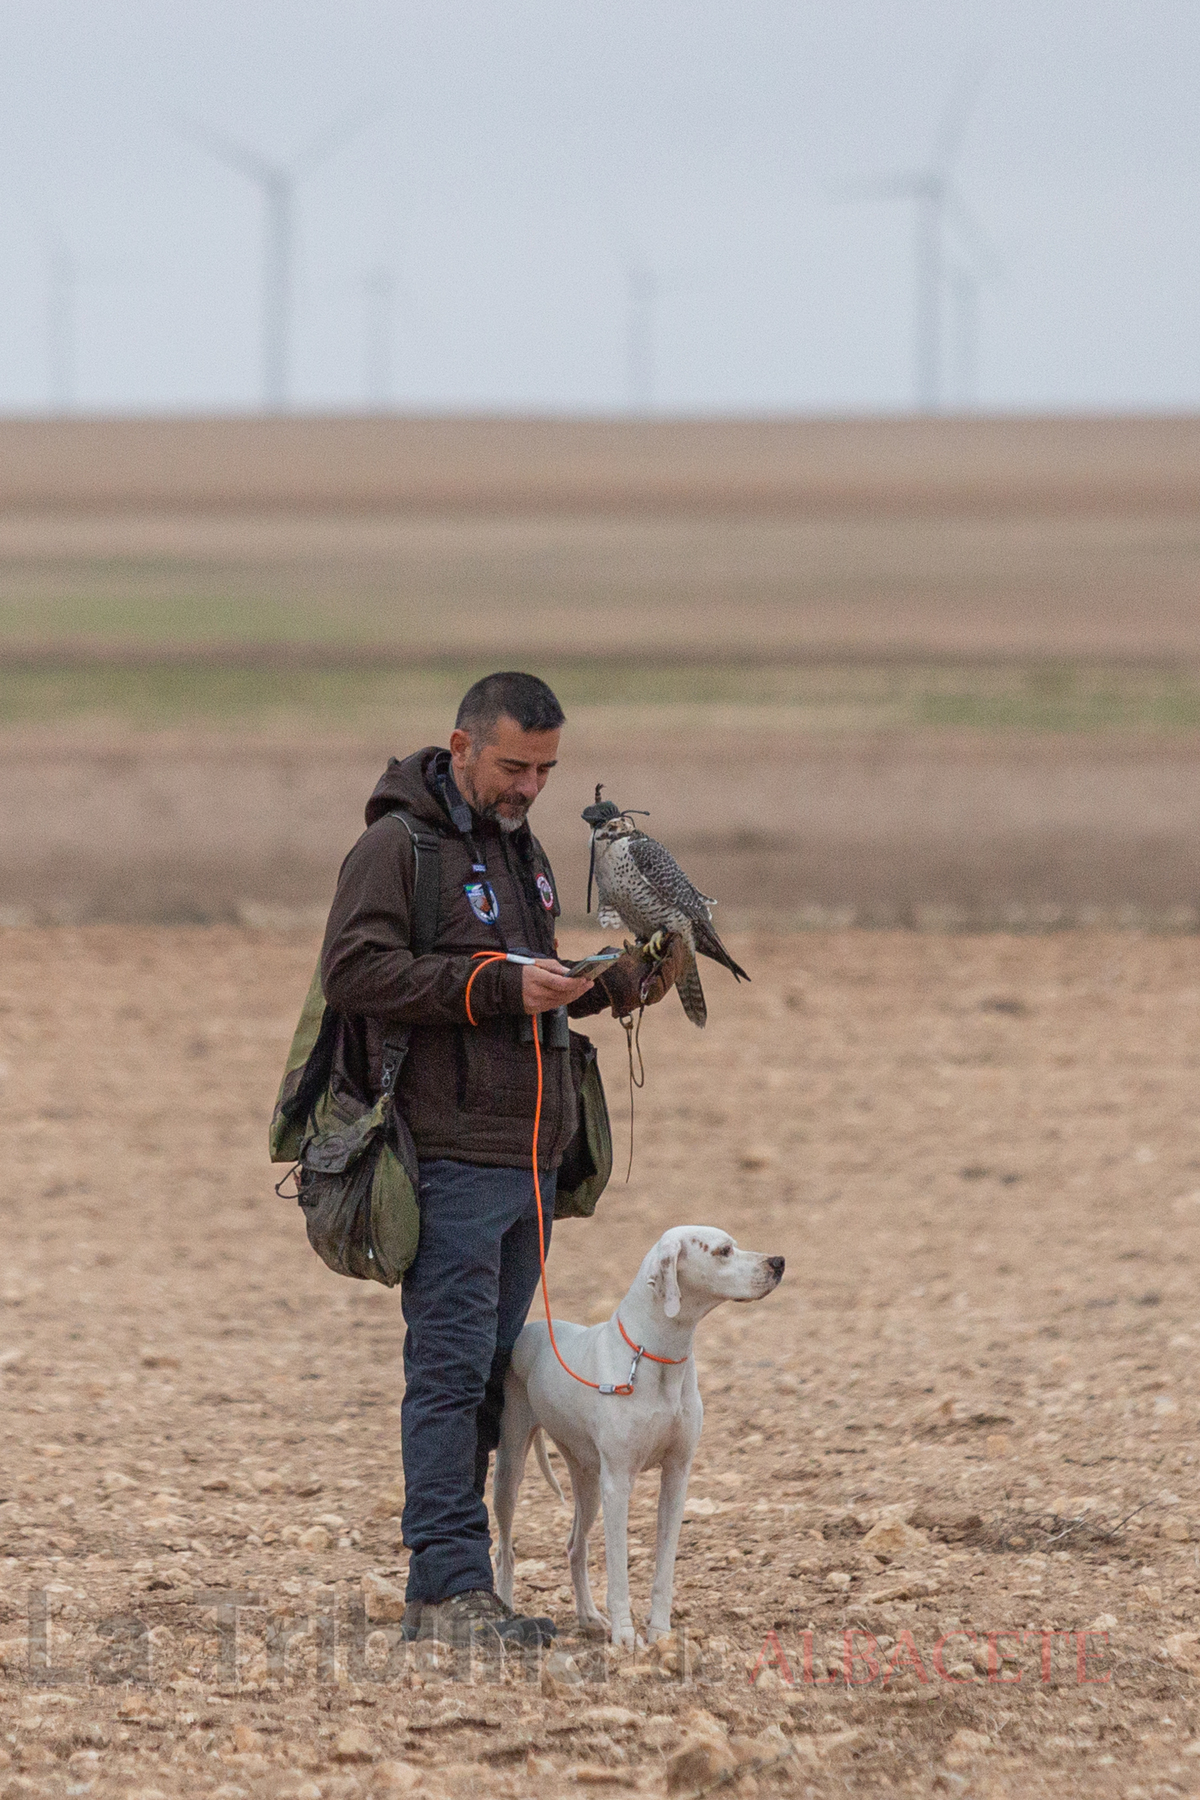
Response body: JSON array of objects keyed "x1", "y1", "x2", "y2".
[{"x1": 4, "y1": 925, "x2": 1200, "y2": 1797}]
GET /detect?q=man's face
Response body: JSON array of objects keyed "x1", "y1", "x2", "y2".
[{"x1": 449, "y1": 715, "x2": 561, "y2": 831}]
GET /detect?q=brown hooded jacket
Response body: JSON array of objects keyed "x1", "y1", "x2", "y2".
[{"x1": 320, "y1": 747, "x2": 601, "y2": 1170}]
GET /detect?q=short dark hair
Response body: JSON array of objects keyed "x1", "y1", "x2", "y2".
[{"x1": 455, "y1": 671, "x2": 566, "y2": 742}]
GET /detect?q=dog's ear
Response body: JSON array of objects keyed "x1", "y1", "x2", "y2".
[{"x1": 649, "y1": 1236, "x2": 682, "y2": 1319}]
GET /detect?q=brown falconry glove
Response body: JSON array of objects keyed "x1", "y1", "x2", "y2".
[{"x1": 588, "y1": 930, "x2": 689, "y2": 1019}]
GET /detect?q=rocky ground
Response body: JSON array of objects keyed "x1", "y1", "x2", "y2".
[{"x1": 4, "y1": 924, "x2": 1200, "y2": 1798}]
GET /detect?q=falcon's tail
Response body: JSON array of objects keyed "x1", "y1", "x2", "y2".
[
  {"x1": 693, "y1": 917, "x2": 750, "y2": 984},
  {"x1": 676, "y1": 951, "x2": 708, "y2": 1028}
]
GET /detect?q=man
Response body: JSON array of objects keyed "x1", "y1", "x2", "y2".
[{"x1": 320, "y1": 671, "x2": 683, "y2": 1649}]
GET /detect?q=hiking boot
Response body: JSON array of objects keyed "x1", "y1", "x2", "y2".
[
  {"x1": 399, "y1": 1600, "x2": 423, "y2": 1641},
  {"x1": 415, "y1": 1588, "x2": 556, "y2": 1650}
]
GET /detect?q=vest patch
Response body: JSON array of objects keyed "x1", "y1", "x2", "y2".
[{"x1": 536, "y1": 873, "x2": 556, "y2": 911}]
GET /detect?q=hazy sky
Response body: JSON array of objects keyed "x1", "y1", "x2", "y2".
[{"x1": 0, "y1": 1, "x2": 1195, "y2": 415}]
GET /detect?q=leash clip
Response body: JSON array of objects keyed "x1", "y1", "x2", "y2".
[{"x1": 599, "y1": 1345, "x2": 644, "y2": 1397}]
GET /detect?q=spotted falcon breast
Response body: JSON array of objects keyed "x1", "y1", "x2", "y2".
[{"x1": 589, "y1": 815, "x2": 749, "y2": 1027}]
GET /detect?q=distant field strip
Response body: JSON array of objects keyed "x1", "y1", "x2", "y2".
[
  {"x1": 6, "y1": 651, "x2": 1200, "y2": 733},
  {"x1": 2, "y1": 508, "x2": 1200, "y2": 665},
  {"x1": 3, "y1": 414, "x2": 1200, "y2": 513},
  {"x1": 4, "y1": 501, "x2": 1200, "y2": 728},
  {"x1": 5, "y1": 417, "x2": 1200, "y2": 920}
]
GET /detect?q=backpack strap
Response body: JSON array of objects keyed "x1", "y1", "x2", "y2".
[{"x1": 386, "y1": 808, "x2": 442, "y2": 958}]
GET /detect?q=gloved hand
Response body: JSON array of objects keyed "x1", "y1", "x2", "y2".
[{"x1": 570, "y1": 930, "x2": 688, "y2": 1019}]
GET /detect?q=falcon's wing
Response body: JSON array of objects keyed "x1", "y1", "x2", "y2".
[
  {"x1": 626, "y1": 833, "x2": 714, "y2": 925},
  {"x1": 629, "y1": 831, "x2": 750, "y2": 983}
]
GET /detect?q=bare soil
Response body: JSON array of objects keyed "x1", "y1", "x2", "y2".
[
  {"x1": 4, "y1": 925, "x2": 1200, "y2": 1796},
  {"x1": 6, "y1": 720, "x2": 1200, "y2": 929}
]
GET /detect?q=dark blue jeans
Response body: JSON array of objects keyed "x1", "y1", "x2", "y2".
[{"x1": 400, "y1": 1158, "x2": 554, "y2": 1603}]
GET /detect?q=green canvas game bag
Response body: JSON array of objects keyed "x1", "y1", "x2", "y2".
[{"x1": 269, "y1": 809, "x2": 439, "y2": 1287}]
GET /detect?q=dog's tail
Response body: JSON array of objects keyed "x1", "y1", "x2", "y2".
[{"x1": 533, "y1": 1428, "x2": 568, "y2": 1507}]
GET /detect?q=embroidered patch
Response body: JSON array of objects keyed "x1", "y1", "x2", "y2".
[
  {"x1": 464, "y1": 880, "x2": 500, "y2": 926},
  {"x1": 536, "y1": 873, "x2": 556, "y2": 911}
]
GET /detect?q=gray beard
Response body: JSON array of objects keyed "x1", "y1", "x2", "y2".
[
  {"x1": 458, "y1": 765, "x2": 529, "y2": 833},
  {"x1": 474, "y1": 799, "x2": 528, "y2": 833}
]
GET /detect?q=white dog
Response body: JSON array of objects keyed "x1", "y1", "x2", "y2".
[{"x1": 493, "y1": 1225, "x2": 784, "y2": 1647}]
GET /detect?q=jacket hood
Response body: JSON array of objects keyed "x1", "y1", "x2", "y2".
[
  {"x1": 365, "y1": 748, "x2": 452, "y2": 829},
  {"x1": 364, "y1": 747, "x2": 537, "y2": 856}
]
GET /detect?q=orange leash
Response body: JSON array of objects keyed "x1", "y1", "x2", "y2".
[
  {"x1": 466, "y1": 951, "x2": 687, "y2": 1397},
  {"x1": 464, "y1": 951, "x2": 507, "y2": 1029}
]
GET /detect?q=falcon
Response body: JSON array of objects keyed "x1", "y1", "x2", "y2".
[{"x1": 587, "y1": 810, "x2": 749, "y2": 1028}]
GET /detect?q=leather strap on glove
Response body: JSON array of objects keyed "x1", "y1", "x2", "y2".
[{"x1": 568, "y1": 929, "x2": 688, "y2": 1020}]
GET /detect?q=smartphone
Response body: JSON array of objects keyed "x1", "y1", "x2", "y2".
[{"x1": 566, "y1": 949, "x2": 623, "y2": 980}]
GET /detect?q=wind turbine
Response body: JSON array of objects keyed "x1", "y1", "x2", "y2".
[
  {"x1": 949, "y1": 263, "x2": 980, "y2": 409},
  {"x1": 180, "y1": 98, "x2": 387, "y2": 412},
  {"x1": 43, "y1": 243, "x2": 144, "y2": 414},
  {"x1": 625, "y1": 259, "x2": 658, "y2": 413},
  {"x1": 835, "y1": 75, "x2": 997, "y2": 412},
  {"x1": 621, "y1": 246, "x2": 707, "y2": 414},
  {"x1": 46, "y1": 244, "x2": 76, "y2": 414},
  {"x1": 363, "y1": 264, "x2": 396, "y2": 411}
]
